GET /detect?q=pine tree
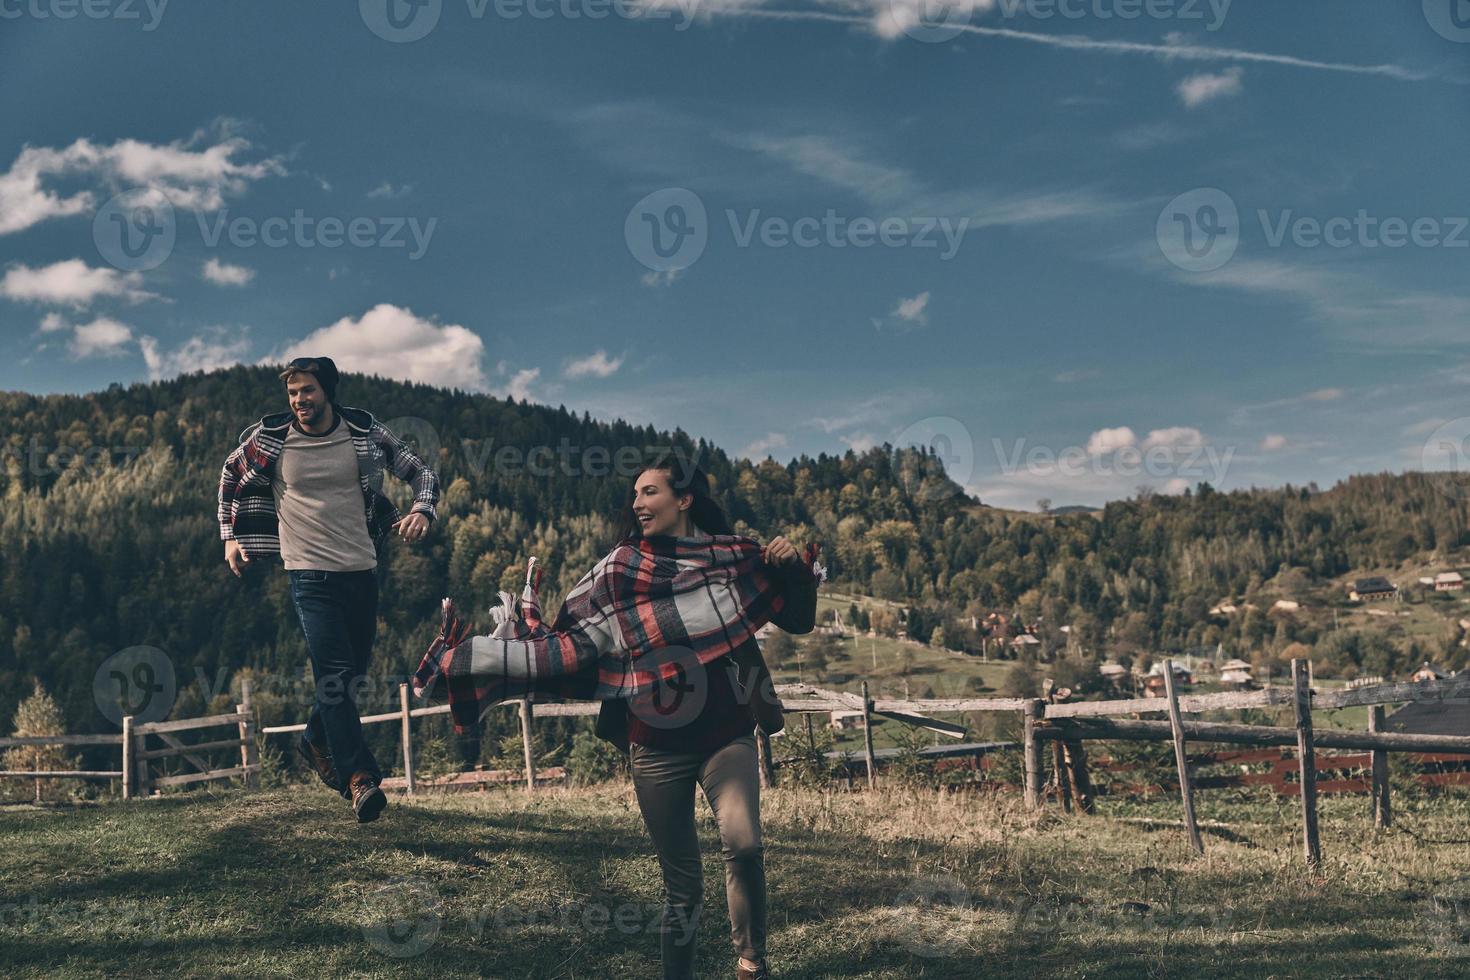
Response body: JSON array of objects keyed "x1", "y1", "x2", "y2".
[{"x1": 2, "y1": 680, "x2": 77, "y2": 803}]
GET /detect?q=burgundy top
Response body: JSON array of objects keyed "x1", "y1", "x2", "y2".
[{"x1": 625, "y1": 559, "x2": 818, "y2": 755}]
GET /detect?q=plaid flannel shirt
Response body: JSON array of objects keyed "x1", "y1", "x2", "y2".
[{"x1": 217, "y1": 404, "x2": 440, "y2": 560}]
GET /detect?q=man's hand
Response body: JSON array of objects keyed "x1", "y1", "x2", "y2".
[
  {"x1": 225, "y1": 539, "x2": 249, "y2": 578},
  {"x1": 761, "y1": 535, "x2": 801, "y2": 566},
  {"x1": 394, "y1": 512, "x2": 430, "y2": 543}
]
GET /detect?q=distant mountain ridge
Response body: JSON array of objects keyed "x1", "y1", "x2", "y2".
[{"x1": 2, "y1": 367, "x2": 1468, "y2": 731}]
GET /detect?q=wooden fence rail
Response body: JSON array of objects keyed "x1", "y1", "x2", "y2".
[
  {"x1": 9, "y1": 660, "x2": 1470, "y2": 868},
  {"x1": 0, "y1": 684, "x2": 263, "y2": 800}
]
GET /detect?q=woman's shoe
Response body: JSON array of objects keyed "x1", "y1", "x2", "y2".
[{"x1": 736, "y1": 959, "x2": 769, "y2": 979}]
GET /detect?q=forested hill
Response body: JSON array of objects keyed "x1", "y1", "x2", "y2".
[{"x1": 3, "y1": 367, "x2": 1470, "y2": 731}]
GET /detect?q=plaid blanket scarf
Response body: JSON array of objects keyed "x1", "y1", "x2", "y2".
[{"x1": 412, "y1": 534, "x2": 822, "y2": 731}]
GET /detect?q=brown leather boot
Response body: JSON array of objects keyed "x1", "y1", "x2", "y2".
[
  {"x1": 736, "y1": 959, "x2": 769, "y2": 980},
  {"x1": 349, "y1": 771, "x2": 387, "y2": 823},
  {"x1": 297, "y1": 736, "x2": 342, "y2": 794}
]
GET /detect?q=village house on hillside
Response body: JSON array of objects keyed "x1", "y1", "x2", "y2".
[
  {"x1": 1410, "y1": 662, "x2": 1450, "y2": 683},
  {"x1": 1218, "y1": 658, "x2": 1254, "y2": 687},
  {"x1": 1142, "y1": 661, "x2": 1192, "y2": 698},
  {"x1": 1435, "y1": 571, "x2": 1465, "y2": 592},
  {"x1": 1348, "y1": 577, "x2": 1398, "y2": 602}
]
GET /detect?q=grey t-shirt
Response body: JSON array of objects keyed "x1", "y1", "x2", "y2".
[{"x1": 270, "y1": 415, "x2": 377, "y2": 572}]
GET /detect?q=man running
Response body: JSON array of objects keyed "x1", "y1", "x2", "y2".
[{"x1": 217, "y1": 356, "x2": 440, "y2": 822}]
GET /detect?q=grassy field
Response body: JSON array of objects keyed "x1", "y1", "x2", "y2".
[{"x1": 3, "y1": 780, "x2": 1469, "y2": 978}]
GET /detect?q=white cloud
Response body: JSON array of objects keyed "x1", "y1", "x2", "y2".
[
  {"x1": 0, "y1": 149, "x2": 94, "y2": 235},
  {"x1": 1177, "y1": 67, "x2": 1244, "y2": 108},
  {"x1": 500, "y1": 367, "x2": 540, "y2": 402},
  {"x1": 1, "y1": 259, "x2": 150, "y2": 307},
  {"x1": 272, "y1": 304, "x2": 488, "y2": 391},
  {"x1": 367, "y1": 180, "x2": 414, "y2": 200},
  {"x1": 725, "y1": 5, "x2": 1427, "y2": 82},
  {"x1": 68, "y1": 317, "x2": 134, "y2": 359},
  {"x1": 641, "y1": 269, "x2": 681, "y2": 288},
  {"x1": 870, "y1": 0, "x2": 995, "y2": 41},
  {"x1": 1141, "y1": 426, "x2": 1205, "y2": 451},
  {"x1": 139, "y1": 329, "x2": 251, "y2": 381},
  {"x1": 0, "y1": 127, "x2": 284, "y2": 235},
  {"x1": 1161, "y1": 477, "x2": 1191, "y2": 495},
  {"x1": 202, "y1": 257, "x2": 255, "y2": 287},
  {"x1": 1305, "y1": 387, "x2": 1344, "y2": 402},
  {"x1": 1261, "y1": 433, "x2": 1288, "y2": 451},
  {"x1": 1053, "y1": 368, "x2": 1100, "y2": 384},
  {"x1": 38, "y1": 312, "x2": 68, "y2": 333},
  {"x1": 739, "y1": 432, "x2": 788, "y2": 459},
  {"x1": 564, "y1": 349, "x2": 624, "y2": 379},
  {"x1": 891, "y1": 291, "x2": 930, "y2": 326},
  {"x1": 1086, "y1": 426, "x2": 1138, "y2": 455}
]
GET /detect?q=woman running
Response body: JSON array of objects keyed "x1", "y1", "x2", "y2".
[{"x1": 414, "y1": 451, "x2": 819, "y2": 979}]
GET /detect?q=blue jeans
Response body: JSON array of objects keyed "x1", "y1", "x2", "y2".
[{"x1": 289, "y1": 568, "x2": 381, "y2": 785}]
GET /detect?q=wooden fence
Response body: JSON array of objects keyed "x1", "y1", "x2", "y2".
[
  {"x1": 0, "y1": 685, "x2": 262, "y2": 800},
  {"x1": 9, "y1": 662, "x2": 1470, "y2": 868}
]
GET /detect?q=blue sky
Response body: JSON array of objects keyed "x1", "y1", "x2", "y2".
[{"x1": 1, "y1": 1, "x2": 1467, "y2": 508}]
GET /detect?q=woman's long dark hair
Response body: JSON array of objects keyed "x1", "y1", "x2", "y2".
[{"x1": 614, "y1": 449, "x2": 733, "y2": 543}]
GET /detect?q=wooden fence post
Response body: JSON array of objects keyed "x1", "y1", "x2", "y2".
[
  {"x1": 1163, "y1": 659, "x2": 1204, "y2": 854},
  {"x1": 121, "y1": 716, "x2": 133, "y2": 801},
  {"x1": 237, "y1": 679, "x2": 259, "y2": 790},
  {"x1": 756, "y1": 728, "x2": 775, "y2": 789},
  {"x1": 520, "y1": 698, "x2": 537, "y2": 791},
  {"x1": 1369, "y1": 704, "x2": 1391, "y2": 829},
  {"x1": 1023, "y1": 699, "x2": 1043, "y2": 810},
  {"x1": 860, "y1": 681, "x2": 877, "y2": 790},
  {"x1": 1292, "y1": 659, "x2": 1321, "y2": 868},
  {"x1": 133, "y1": 726, "x2": 150, "y2": 797},
  {"x1": 1064, "y1": 739, "x2": 1094, "y2": 814},
  {"x1": 398, "y1": 683, "x2": 416, "y2": 797}
]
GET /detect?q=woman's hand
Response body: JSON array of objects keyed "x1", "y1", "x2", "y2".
[{"x1": 761, "y1": 535, "x2": 801, "y2": 566}]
